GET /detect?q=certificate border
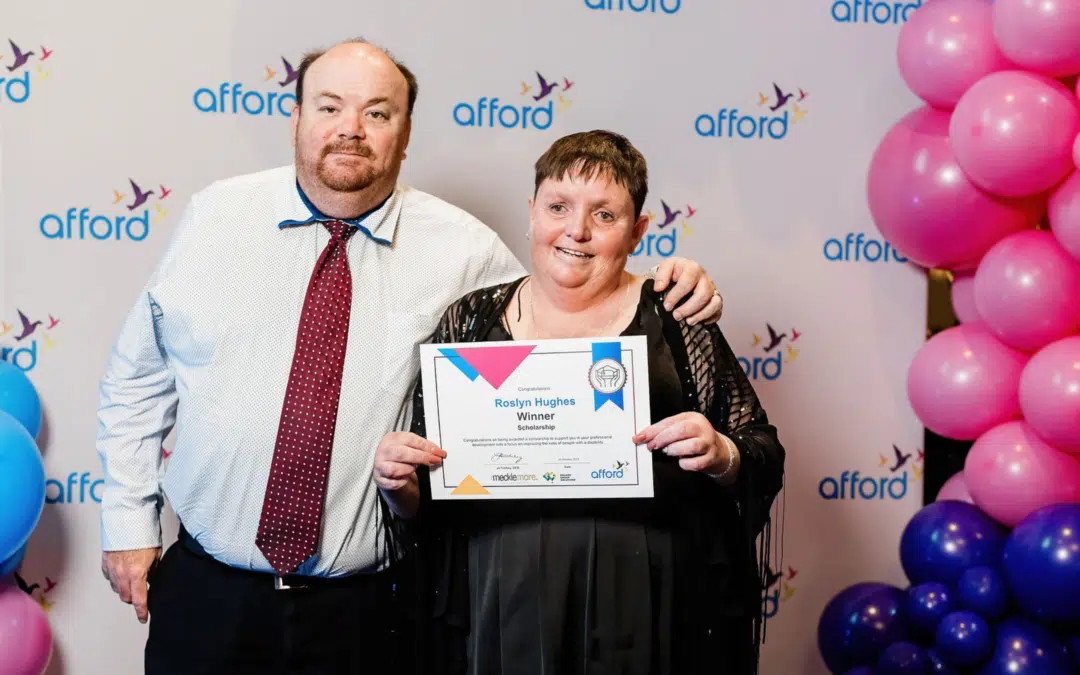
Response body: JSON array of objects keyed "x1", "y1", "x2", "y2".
[{"x1": 432, "y1": 348, "x2": 642, "y2": 491}]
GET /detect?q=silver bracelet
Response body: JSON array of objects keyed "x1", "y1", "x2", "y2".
[{"x1": 708, "y1": 434, "x2": 737, "y2": 481}]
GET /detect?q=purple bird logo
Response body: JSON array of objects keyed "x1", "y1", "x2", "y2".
[
  {"x1": 126, "y1": 179, "x2": 155, "y2": 210},
  {"x1": 14, "y1": 310, "x2": 41, "y2": 341},
  {"x1": 656, "y1": 201, "x2": 683, "y2": 229},
  {"x1": 769, "y1": 83, "x2": 793, "y2": 112},
  {"x1": 761, "y1": 323, "x2": 787, "y2": 353},
  {"x1": 533, "y1": 72, "x2": 558, "y2": 101},
  {"x1": 278, "y1": 57, "x2": 298, "y2": 87},
  {"x1": 6, "y1": 40, "x2": 35, "y2": 72}
]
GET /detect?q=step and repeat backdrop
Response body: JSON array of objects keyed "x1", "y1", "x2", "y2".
[{"x1": 1, "y1": 0, "x2": 927, "y2": 672}]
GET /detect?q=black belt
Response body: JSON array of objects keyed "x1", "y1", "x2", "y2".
[{"x1": 177, "y1": 524, "x2": 378, "y2": 590}]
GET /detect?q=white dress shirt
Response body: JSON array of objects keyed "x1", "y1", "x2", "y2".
[{"x1": 95, "y1": 164, "x2": 525, "y2": 576}]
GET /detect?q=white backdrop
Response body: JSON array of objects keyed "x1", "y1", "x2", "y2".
[{"x1": 2, "y1": 1, "x2": 927, "y2": 672}]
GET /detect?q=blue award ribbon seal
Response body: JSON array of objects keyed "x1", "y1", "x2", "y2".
[{"x1": 590, "y1": 342, "x2": 626, "y2": 410}]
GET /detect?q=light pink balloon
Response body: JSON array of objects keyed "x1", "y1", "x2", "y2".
[
  {"x1": 907, "y1": 323, "x2": 1028, "y2": 440},
  {"x1": 965, "y1": 420, "x2": 1080, "y2": 527},
  {"x1": 898, "y1": 0, "x2": 1012, "y2": 110},
  {"x1": 1049, "y1": 171, "x2": 1080, "y2": 261},
  {"x1": 950, "y1": 272, "x2": 982, "y2": 323},
  {"x1": 973, "y1": 229, "x2": 1080, "y2": 352},
  {"x1": 949, "y1": 70, "x2": 1080, "y2": 197},
  {"x1": 992, "y1": 0, "x2": 1080, "y2": 78},
  {"x1": 936, "y1": 471, "x2": 975, "y2": 504},
  {"x1": 867, "y1": 106, "x2": 1042, "y2": 270},
  {"x1": 1019, "y1": 336, "x2": 1080, "y2": 453},
  {"x1": 0, "y1": 585, "x2": 52, "y2": 675}
]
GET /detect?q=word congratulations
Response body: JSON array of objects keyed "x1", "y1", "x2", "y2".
[
  {"x1": 584, "y1": 0, "x2": 681, "y2": 13},
  {"x1": 831, "y1": 0, "x2": 922, "y2": 24},
  {"x1": 823, "y1": 233, "x2": 908, "y2": 263},
  {"x1": 819, "y1": 470, "x2": 909, "y2": 500},
  {"x1": 696, "y1": 109, "x2": 790, "y2": 140},
  {"x1": 40, "y1": 208, "x2": 150, "y2": 241},
  {"x1": 453, "y1": 98, "x2": 554, "y2": 130},
  {"x1": 194, "y1": 83, "x2": 296, "y2": 117},
  {"x1": 0, "y1": 71, "x2": 31, "y2": 104},
  {"x1": 495, "y1": 397, "x2": 576, "y2": 409},
  {"x1": 46, "y1": 472, "x2": 103, "y2": 504}
]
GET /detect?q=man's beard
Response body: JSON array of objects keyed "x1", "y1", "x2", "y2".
[{"x1": 308, "y1": 140, "x2": 379, "y2": 192}]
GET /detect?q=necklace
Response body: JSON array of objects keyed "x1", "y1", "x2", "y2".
[{"x1": 526, "y1": 275, "x2": 631, "y2": 339}]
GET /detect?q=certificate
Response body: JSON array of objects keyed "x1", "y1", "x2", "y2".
[{"x1": 418, "y1": 335, "x2": 652, "y2": 500}]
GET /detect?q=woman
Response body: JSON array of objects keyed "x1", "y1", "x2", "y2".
[{"x1": 375, "y1": 130, "x2": 785, "y2": 675}]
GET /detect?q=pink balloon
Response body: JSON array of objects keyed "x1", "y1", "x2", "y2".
[
  {"x1": 1049, "y1": 171, "x2": 1080, "y2": 261},
  {"x1": 973, "y1": 229, "x2": 1080, "y2": 352},
  {"x1": 965, "y1": 420, "x2": 1080, "y2": 527},
  {"x1": 992, "y1": 0, "x2": 1080, "y2": 78},
  {"x1": 868, "y1": 106, "x2": 1042, "y2": 270},
  {"x1": 949, "y1": 70, "x2": 1080, "y2": 197},
  {"x1": 1075, "y1": 132, "x2": 1080, "y2": 170},
  {"x1": 1019, "y1": 336, "x2": 1080, "y2": 453},
  {"x1": 936, "y1": 471, "x2": 975, "y2": 504},
  {"x1": 907, "y1": 323, "x2": 1028, "y2": 440},
  {"x1": 898, "y1": 0, "x2": 1012, "y2": 110},
  {"x1": 0, "y1": 585, "x2": 51, "y2": 675},
  {"x1": 950, "y1": 272, "x2": 982, "y2": 323}
]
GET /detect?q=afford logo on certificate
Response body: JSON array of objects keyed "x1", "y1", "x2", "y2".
[{"x1": 419, "y1": 336, "x2": 652, "y2": 500}]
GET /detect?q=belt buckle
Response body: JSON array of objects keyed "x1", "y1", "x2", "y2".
[{"x1": 274, "y1": 575, "x2": 308, "y2": 590}]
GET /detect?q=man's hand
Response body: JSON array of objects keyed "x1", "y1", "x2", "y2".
[
  {"x1": 102, "y1": 548, "x2": 161, "y2": 624},
  {"x1": 374, "y1": 432, "x2": 446, "y2": 491},
  {"x1": 651, "y1": 258, "x2": 723, "y2": 325}
]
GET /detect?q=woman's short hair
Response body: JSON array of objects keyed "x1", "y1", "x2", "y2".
[{"x1": 534, "y1": 130, "x2": 649, "y2": 219}]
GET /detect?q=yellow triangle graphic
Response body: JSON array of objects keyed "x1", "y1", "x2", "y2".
[{"x1": 452, "y1": 474, "x2": 490, "y2": 496}]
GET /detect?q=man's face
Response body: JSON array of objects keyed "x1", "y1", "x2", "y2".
[{"x1": 291, "y1": 44, "x2": 411, "y2": 195}]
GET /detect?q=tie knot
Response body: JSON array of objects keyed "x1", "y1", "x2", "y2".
[{"x1": 323, "y1": 220, "x2": 355, "y2": 243}]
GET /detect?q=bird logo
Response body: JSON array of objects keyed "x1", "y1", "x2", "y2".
[
  {"x1": 533, "y1": 72, "x2": 559, "y2": 101},
  {"x1": 152, "y1": 203, "x2": 168, "y2": 224},
  {"x1": 42, "y1": 333, "x2": 57, "y2": 352},
  {"x1": 762, "y1": 324, "x2": 787, "y2": 353},
  {"x1": 784, "y1": 344, "x2": 799, "y2": 363},
  {"x1": 769, "y1": 83, "x2": 793, "y2": 112},
  {"x1": 656, "y1": 201, "x2": 683, "y2": 229},
  {"x1": 792, "y1": 103, "x2": 807, "y2": 123},
  {"x1": 563, "y1": 78, "x2": 574, "y2": 91},
  {"x1": 887, "y1": 445, "x2": 913, "y2": 472},
  {"x1": 40, "y1": 46, "x2": 53, "y2": 61},
  {"x1": 277, "y1": 57, "x2": 298, "y2": 87},
  {"x1": 520, "y1": 81, "x2": 532, "y2": 96},
  {"x1": 6, "y1": 40, "x2": 35, "y2": 72},
  {"x1": 556, "y1": 94, "x2": 571, "y2": 113},
  {"x1": 112, "y1": 190, "x2": 125, "y2": 205},
  {"x1": 14, "y1": 310, "x2": 41, "y2": 341},
  {"x1": 159, "y1": 184, "x2": 172, "y2": 200},
  {"x1": 264, "y1": 64, "x2": 277, "y2": 81},
  {"x1": 126, "y1": 179, "x2": 156, "y2": 210},
  {"x1": 0, "y1": 321, "x2": 11, "y2": 337}
]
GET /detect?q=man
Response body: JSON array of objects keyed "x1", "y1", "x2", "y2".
[{"x1": 97, "y1": 38, "x2": 723, "y2": 674}]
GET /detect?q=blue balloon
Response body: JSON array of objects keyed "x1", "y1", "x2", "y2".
[
  {"x1": 925, "y1": 649, "x2": 957, "y2": 674},
  {"x1": 1066, "y1": 635, "x2": 1080, "y2": 671},
  {"x1": 0, "y1": 542, "x2": 26, "y2": 578},
  {"x1": 0, "y1": 361, "x2": 40, "y2": 438},
  {"x1": 842, "y1": 669, "x2": 874, "y2": 675},
  {"x1": 906, "y1": 583, "x2": 956, "y2": 639},
  {"x1": 979, "y1": 618, "x2": 1073, "y2": 675},
  {"x1": 956, "y1": 566, "x2": 1010, "y2": 621},
  {"x1": 1002, "y1": 504, "x2": 1080, "y2": 626},
  {"x1": 0, "y1": 410, "x2": 45, "y2": 561},
  {"x1": 900, "y1": 501, "x2": 1007, "y2": 585},
  {"x1": 818, "y1": 582, "x2": 910, "y2": 674},
  {"x1": 934, "y1": 611, "x2": 993, "y2": 668},
  {"x1": 877, "y1": 642, "x2": 930, "y2": 675}
]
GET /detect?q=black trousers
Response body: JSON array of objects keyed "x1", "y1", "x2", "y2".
[{"x1": 145, "y1": 531, "x2": 415, "y2": 675}]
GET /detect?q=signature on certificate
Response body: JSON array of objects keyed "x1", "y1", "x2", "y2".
[{"x1": 491, "y1": 452, "x2": 523, "y2": 464}]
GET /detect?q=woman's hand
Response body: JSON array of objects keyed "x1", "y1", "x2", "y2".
[{"x1": 633, "y1": 412, "x2": 739, "y2": 479}]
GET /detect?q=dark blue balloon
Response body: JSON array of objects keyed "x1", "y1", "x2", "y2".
[
  {"x1": 1067, "y1": 635, "x2": 1080, "y2": 671},
  {"x1": 1002, "y1": 504, "x2": 1080, "y2": 625},
  {"x1": 900, "y1": 501, "x2": 1007, "y2": 585},
  {"x1": 979, "y1": 617, "x2": 1074, "y2": 675},
  {"x1": 956, "y1": 566, "x2": 1010, "y2": 621},
  {"x1": 925, "y1": 649, "x2": 957, "y2": 674},
  {"x1": 934, "y1": 610, "x2": 992, "y2": 667},
  {"x1": 877, "y1": 642, "x2": 930, "y2": 675},
  {"x1": 818, "y1": 582, "x2": 910, "y2": 674},
  {"x1": 907, "y1": 583, "x2": 956, "y2": 639},
  {"x1": 0, "y1": 411, "x2": 45, "y2": 561},
  {"x1": 842, "y1": 669, "x2": 874, "y2": 675}
]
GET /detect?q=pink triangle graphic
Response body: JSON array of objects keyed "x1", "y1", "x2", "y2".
[{"x1": 454, "y1": 345, "x2": 536, "y2": 389}]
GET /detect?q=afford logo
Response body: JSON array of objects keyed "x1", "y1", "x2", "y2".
[
  {"x1": 13, "y1": 572, "x2": 58, "y2": 612},
  {"x1": 738, "y1": 323, "x2": 802, "y2": 381},
  {"x1": 453, "y1": 71, "x2": 575, "y2": 130},
  {"x1": 0, "y1": 39, "x2": 54, "y2": 104},
  {"x1": 818, "y1": 446, "x2": 924, "y2": 501},
  {"x1": 0, "y1": 308, "x2": 61, "y2": 372},
  {"x1": 631, "y1": 199, "x2": 698, "y2": 259},
  {"x1": 39, "y1": 178, "x2": 173, "y2": 242},
  {"x1": 763, "y1": 564, "x2": 799, "y2": 618},
  {"x1": 696, "y1": 83, "x2": 809, "y2": 140},
  {"x1": 194, "y1": 55, "x2": 298, "y2": 117}
]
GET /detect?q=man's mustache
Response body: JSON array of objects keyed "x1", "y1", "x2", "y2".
[{"x1": 322, "y1": 142, "x2": 373, "y2": 158}]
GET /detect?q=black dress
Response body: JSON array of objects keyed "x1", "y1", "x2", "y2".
[{"x1": 384, "y1": 278, "x2": 785, "y2": 675}]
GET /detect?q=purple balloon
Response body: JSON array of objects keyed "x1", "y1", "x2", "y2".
[
  {"x1": 818, "y1": 582, "x2": 910, "y2": 674},
  {"x1": 898, "y1": 0, "x2": 1012, "y2": 110},
  {"x1": 877, "y1": 642, "x2": 930, "y2": 675},
  {"x1": 980, "y1": 617, "x2": 1073, "y2": 675},
  {"x1": 925, "y1": 648, "x2": 957, "y2": 674},
  {"x1": 1002, "y1": 503, "x2": 1080, "y2": 625},
  {"x1": 906, "y1": 323, "x2": 1028, "y2": 440},
  {"x1": 1019, "y1": 336, "x2": 1080, "y2": 453},
  {"x1": 934, "y1": 610, "x2": 993, "y2": 667},
  {"x1": 950, "y1": 273, "x2": 981, "y2": 324},
  {"x1": 843, "y1": 669, "x2": 874, "y2": 675},
  {"x1": 1049, "y1": 171, "x2": 1080, "y2": 262},
  {"x1": 0, "y1": 584, "x2": 51, "y2": 675},
  {"x1": 867, "y1": 106, "x2": 1042, "y2": 271},
  {"x1": 900, "y1": 501, "x2": 1007, "y2": 586},
  {"x1": 965, "y1": 421, "x2": 1080, "y2": 527},
  {"x1": 956, "y1": 566, "x2": 1010, "y2": 621},
  {"x1": 949, "y1": 70, "x2": 1080, "y2": 197},
  {"x1": 935, "y1": 473, "x2": 974, "y2": 505},
  {"x1": 992, "y1": 0, "x2": 1080, "y2": 78},
  {"x1": 973, "y1": 230, "x2": 1080, "y2": 353}
]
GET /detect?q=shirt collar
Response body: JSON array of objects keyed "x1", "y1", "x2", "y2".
[{"x1": 276, "y1": 171, "x2": 399, "y2": 246}]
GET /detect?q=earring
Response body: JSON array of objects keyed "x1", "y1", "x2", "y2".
[{"x1": 526, "y1": 230, "x2": 531, "y2": 240}]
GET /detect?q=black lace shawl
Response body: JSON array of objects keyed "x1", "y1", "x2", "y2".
[{"x1": 379, "y1": 278, "x2": 786, "y2": 674}]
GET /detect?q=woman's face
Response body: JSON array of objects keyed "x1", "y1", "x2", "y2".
[{"x1": 529, "y1": 170, "x2": 649, "y2": 292}]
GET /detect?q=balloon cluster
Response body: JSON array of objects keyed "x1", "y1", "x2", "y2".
[
  {"x1": 872, "y1": 0, "x2": 1080, "y2": 525},
  {"x1": 818, "y1": 500, "x2": 1080, "y2": 674},
  {"x1": 0, "y1": 361, "x2": 53, "y2": 675}
]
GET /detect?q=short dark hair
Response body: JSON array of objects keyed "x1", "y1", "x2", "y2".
[
  {"x1": 294, "y1": 37, "x2": 418, "y2": 117},
  {"x1": 533, "y1": 130, "x2": 649, "y2": 219}
]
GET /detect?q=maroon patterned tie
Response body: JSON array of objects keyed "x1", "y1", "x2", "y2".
[{"x1": 256, "y1": 220, "x2": 356, "y2": 575}]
